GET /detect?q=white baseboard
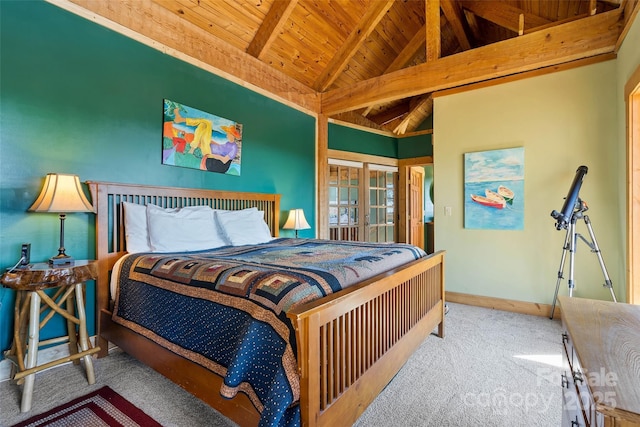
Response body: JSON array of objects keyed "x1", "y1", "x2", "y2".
[{"x1": 0, "y1": 336, "x2": 103, "y2": 383}]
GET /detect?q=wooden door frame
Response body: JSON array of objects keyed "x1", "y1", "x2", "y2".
[
  {"x1": 625, "y1": 63, "x2": 640, "y2": 304},
  {"x1": 398, "y1": 156, "x2": 433, "y2": 243}
]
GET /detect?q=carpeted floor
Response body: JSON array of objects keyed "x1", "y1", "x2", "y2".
[
  {"x1": 0, "y1": 303, "x2": 563, "y2": 427},
  {"x1": 354, "y1": 303, "x2": 564, "y2": 426}
]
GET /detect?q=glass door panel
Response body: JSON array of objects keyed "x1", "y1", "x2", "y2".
[
  {"x1": 329, "y1": 164, "x2": 362, "y2": 241},
  {"x1": 367, "y1": 170, "x2": 397, "y2": 243},
  {"x1": 328, "y1": 162, "x2": 396, "y2": 243}
]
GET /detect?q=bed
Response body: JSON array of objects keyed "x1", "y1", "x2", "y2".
[{"x1": 88, "y1": 181, "x2": 446, "y2": 427}]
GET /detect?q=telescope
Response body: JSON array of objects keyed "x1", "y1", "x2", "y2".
[
  {"x1": 550, "y1": 165, "x2": 588, "y2": 230},
  {"x1": 549, "y1": 164, "x2": 617, "y2": 319}
]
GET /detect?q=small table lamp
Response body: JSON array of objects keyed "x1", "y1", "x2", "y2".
[
  {"x1": 283, "y1": 208, "x2": 311, "y2": 238},
  {"x1": 29, "y1": 173, "x2": 95, "y2": 265}
]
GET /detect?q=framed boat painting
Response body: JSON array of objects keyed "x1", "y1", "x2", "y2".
[
  {"x1": 162, "y1": 99, "x2": 242, "y2": 176},
  {"x1": 464, "y1": 147, "x2": 524, "y2": 230}
]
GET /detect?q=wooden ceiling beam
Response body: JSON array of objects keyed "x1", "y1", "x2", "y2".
[
  {"x1": 426, "y1": 0, "x2": 441, "y2": 61},
  {"x1": 57, "y1": 0, "x2": 319, "y2": 114},
  {"x1": 365, "y1": 12, "x2": 445, "y2": 122},
  {"x1": 440, "y1": 0, "x2": 472, "y2": 50},
  {"x1": 313, "y1": 0, "x2": 394, "y2": 92},
  {"x1": 461, "y1": 0, "x2": 552, "y2": 33},
  {"x1": 616, "y1": 0, "x2": 640, "y2": 51},
  {"x1": 386, "y1": 24, "x2": 427, "y2": 74},
  {"x1": 393, "y1": 94, "x2": 433, "y2": 135},
  {"x1": 321, "y1": 9, "x2": 622, "y2": 115},
  {"x1": 246, "y1": 0, "x2": 297, "y2": 60},
  {"x1": 330, "y1": 111, "x2": 385, "y2": 131},
  {"x1": 368, "y1": 102, "x2": 410, "y2": 126},
  {"x1": 362, "y1": 23, "x2": 429, "y2": 117},
  {"x1": 463, "y1": 8, "x2": 482, "y2": 41}
]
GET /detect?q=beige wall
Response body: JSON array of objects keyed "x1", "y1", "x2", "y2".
[{"x1": 433, "y1": 60, "x2": 622, "y2": 304}]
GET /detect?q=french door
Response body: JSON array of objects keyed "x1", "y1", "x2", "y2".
[
  {"x1": 328, "y1": 159, "x2": 398, "y2": 242},
  {"x1": 328, "y1": 160, "x2": 362, "y2": 241},
  {"x1": 368, "y1": 165, "x2": 398, "y2": 242}
]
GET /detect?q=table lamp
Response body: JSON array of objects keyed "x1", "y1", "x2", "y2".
[
  {"x1": 29, "y1": 173, "x2": 95, "y2": 265},
  {"x1": 283, "y1": 208, "x2": 311, "y2": 238}
]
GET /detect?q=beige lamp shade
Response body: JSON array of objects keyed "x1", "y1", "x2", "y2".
[
  {"x1": 283, "y1": 209, "x2": 311, "y2": 230},
  {"x1": 29, "y1": 173, "x2": 94, "y2": 213},
  {"x1": 29, "y1": 173, "x2": 94, "y2": 265},
  {"x1": 283, "y1": 209, "x2": 310, "y2": 238}
]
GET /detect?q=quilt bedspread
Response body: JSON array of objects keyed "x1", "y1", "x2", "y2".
[{"x1": 112, "y1": 238, "x2": 426, "y2": 427}]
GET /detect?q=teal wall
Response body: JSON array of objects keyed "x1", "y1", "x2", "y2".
[
  {"x1": 329, "y1": 123, "x2": 397, "y2": 157},
  {"x1": 0, "y1": 1, "x2": 316, "y2": 353},
  {"x1": 398, "y1": 133, "x2": 433, "y2": 158},
  {"x1": 328, "y1": 120, "x2": 434, "y2": 159}
]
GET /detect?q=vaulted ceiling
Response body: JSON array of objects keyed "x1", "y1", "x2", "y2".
[{"x1": 61, "y1": 0, "x2": 638, "y2": 136}]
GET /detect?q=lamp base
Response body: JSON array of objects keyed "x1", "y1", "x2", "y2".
[{"x1": 49, "y1": 255, "x2": 75, "y2": 266}]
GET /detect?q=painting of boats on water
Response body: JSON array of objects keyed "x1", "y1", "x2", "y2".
[{"x1": 464, "y1": 147, "x2": 524, "y2": 230}]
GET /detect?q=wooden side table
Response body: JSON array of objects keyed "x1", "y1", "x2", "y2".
[{"x1": 1, "y1": 260, "x2": 100, "y2": 412}]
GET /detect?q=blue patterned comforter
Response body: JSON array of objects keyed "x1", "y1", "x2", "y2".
[{"x1": 112, "y1": 238, "x2": 426, "y2": 427}]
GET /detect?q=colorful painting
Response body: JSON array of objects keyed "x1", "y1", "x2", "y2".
[
  {"x1": 464, "y1": 147, "x2": 524, "y2": 230},
  {"x1": 162, "y1": 99, "x2": 242, "y2": 176}
]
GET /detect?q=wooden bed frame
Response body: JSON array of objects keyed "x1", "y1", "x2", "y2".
[{"x1": 88, "y1": 181, "x2": 446, "y2": 427}]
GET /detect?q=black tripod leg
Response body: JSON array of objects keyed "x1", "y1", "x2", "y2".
[{"x1": 550, "y1": 226, "x2": 571, "y2": 319}]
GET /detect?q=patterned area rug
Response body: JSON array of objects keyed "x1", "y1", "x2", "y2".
[{"x1": 12, "y1": 386, "x2": 162, "y2": 427}]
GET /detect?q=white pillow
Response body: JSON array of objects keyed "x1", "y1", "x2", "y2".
[
  {"x1": 215, "y1": 208, "x2": 273, "y2": 246},
  {"x1": 123, "y1": 202, "x2": 151, "y2": 253},
  {"x1": 146, "y1": 204, "x2": 228, "y2": 252}
]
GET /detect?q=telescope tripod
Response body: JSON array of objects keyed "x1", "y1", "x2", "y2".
[{"x1": 549, "y1": 201, "x2": 616, "y2": 319}]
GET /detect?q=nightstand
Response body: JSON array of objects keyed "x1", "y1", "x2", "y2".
[{"x1": 1, "y1": 260, "x2": 100, "y2": 412}]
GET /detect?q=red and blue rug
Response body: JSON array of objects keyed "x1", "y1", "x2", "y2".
[{"x1": 12, "y1": 386, "x2": 162, "y2": 427}]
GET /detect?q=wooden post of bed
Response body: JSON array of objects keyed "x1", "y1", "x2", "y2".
[{"x1": 288, "y1": 251, "x2": 445, "y2": 427}]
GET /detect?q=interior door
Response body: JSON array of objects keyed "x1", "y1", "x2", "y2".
[
  {"x1": 409, "y1": 167, "x2": 424, "y2": 249},
  {"x1": 367, "y1": 166, "x2": 398, "y2": 242},
  {"x1": 328, "y1": 160, "x2": 363, "y2": 241}
]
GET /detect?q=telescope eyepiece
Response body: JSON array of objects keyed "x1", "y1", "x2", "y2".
[{"x1": 550, "y1": 209, "x2": 568, "y2": 230}]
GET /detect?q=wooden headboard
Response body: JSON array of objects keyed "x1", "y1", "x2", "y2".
[{"x1": 86, "y1": 180, "x2": 281, "y2": 348}]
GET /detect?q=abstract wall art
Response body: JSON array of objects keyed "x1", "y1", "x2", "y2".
[{"x1": 162, "y1": 99, "x2": 242, "y2": 176}]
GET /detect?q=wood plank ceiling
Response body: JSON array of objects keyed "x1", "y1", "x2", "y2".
[{"x1": 64, "y1": 0, "x2": 636, "y2": 136}]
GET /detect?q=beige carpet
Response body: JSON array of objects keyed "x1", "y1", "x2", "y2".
[
  {"x1": 0, "y1": 303, "x2": 563, "y2": 426},
  {"x1": 355, "y1": 303, "x2": 563, "y2": 426}
]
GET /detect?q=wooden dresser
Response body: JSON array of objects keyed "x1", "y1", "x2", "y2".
[{"x1": 559, "y1": 296, "x2": 640, "y2": 427}]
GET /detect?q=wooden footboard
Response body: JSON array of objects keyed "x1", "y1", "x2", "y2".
[{"x1": 288, "y1": 251, "x2": 445, "y2": 427}]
